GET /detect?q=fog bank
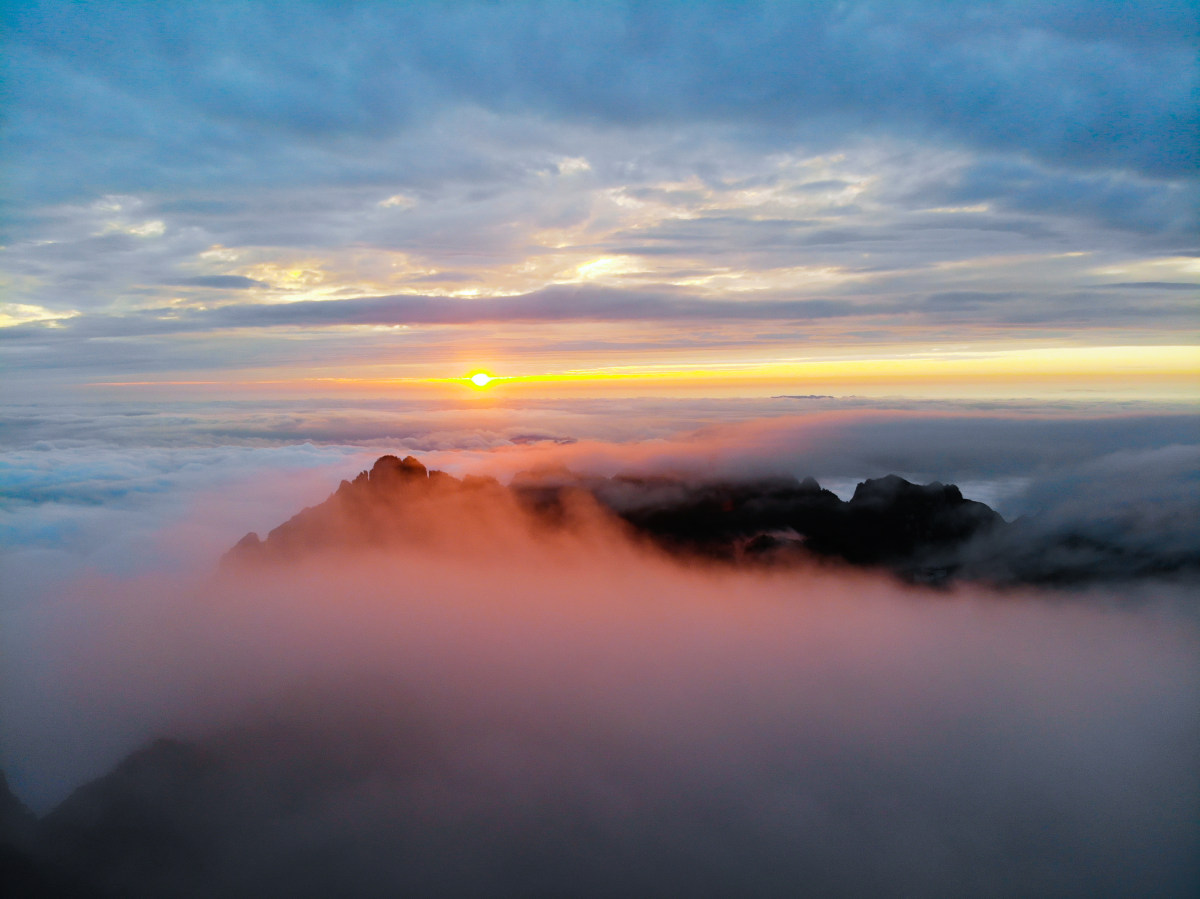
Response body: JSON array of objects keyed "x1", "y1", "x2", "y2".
[
  {"x1": 2, "y1": 406, "x2": 1197, "y2": 895},
  {"x1": 3, "y1": 508, "x2": 1197, "y2": 895}
]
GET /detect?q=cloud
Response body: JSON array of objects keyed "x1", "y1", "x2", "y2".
[
  {"x1": 1, "y1": 4, "x2": 1193, "y2": 388},
  {"x1": 0, "y1": 401, "x2": 1195, "y2": 898},
  {"x1": 5, "y1": 278, "x2": 1197, "y2": 363},
  {"x1": 1, "y1": 109, "x2": 1191, "y2": 364},
  {"x1": 1097, "y1": 281, "x2": 1200, "y2": 291},
  {"x1": 2, "y1": 482, "x2": 1197, "y2": 895},
  {"x1": 403, "y1": 271, "x2": 481, "y2": 284},
  {"x1": 5, "y1": 0, "x2": 1195, "y2": 215},
  {"x1": 167, "y1": 275, "x2": 267, "y2": 290},
  {"x1": 907, "y1": 158, "x2": 1200, "y2": 238},
  {"x1": 0, "y1": 288, "x2": 890, "y2": 342},
  {"x1": 0, "y1": 442, "x2": 378, "y2": 594},
  {"x1": 3, "y1": 402, "x2": 1196, "y2": 596}
]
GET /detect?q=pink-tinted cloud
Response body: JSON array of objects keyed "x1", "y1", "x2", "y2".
[{"x1": 3, "y1": 474, "x2": 1196, "y2": 894}]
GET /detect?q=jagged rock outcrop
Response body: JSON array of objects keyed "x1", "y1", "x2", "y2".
[
  {"x1": 229, "y1": 455, "x2": 505, "y2": 561},
  {"x1": 808, "y1": 475, "x2": 1003, "y2": 569},
  {"x1": 226, "y1": 455, "x2": 1008, "y2": 584},
  {"x1": 28, "y1": 741, "x2": 215, "y2": 895},
  {"x1": 4, "y1": 730, "x2": 395, "y2": 899},
  {"x1": 223, "y1": 453, "x2": 1200, "y2": 586},
  {"x1": 1, "y1": 769, "x2": 109, "y2": 898},
  {"x1": 0, "y1": 771, "x2": 36, "y2": 850}
]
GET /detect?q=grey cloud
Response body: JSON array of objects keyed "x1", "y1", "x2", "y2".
[
  {"x1": 2, "y1": 118, "x2": 1186, "y2": 331},
  {"x1": 921, "y1": 291, "x2": 1019, "y2": 309},
  {"x1": 912, "y1": 158, "x2": 1199, "y2": 237},
  {"x1": 0, "y1": 288, "x2": 889, "y2": 340},
  {"x1": 3, "y1": 294, "x2": 1196, "y2": 390},
  {"x1": 4, "y1": 400, "x2": 1196, "y2": 553},
  {"x1": 6, "y1": 280, "x2": 1195, "y2": 356},
  {"x1": 0, "y1": 441, "x2": 376, "y2": 590},
  {"x1": 4, "y1": 0, "x2": 1195, "y2": 214},
  {"x1": 1095, "y1": 281, "x2": 1199, "y2": 291},
  {"x1": 403, "y1": 271, "x2": 482, "y2": 284},
  {"x1": 794, "y1": 179, "x2": 854, "y2": 192},
  {"x1": 606, "y1": 208, "x2": 1067, "y2": 274},
  {"x1": 371, "y1": 290, "x2": 854, "y2": 328},
  {"x1": 903, "y1": 212, "x2": 1060, "y2": 240},
  {"x1": 608, "y1": 218, "x2": 885, "y2": 254},
  {"x1": 958, "y1": 443, "x2": 1200, "y2": 584},
  {"x1": 168, "y1": 275, "x2": 267, "y2": 290},
  {"x1": 459, "y1": 407, "x2": 1200, "y2": 519}
]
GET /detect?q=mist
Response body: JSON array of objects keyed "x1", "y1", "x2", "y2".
[{"x1": 3, "y1": 471, "x2": 1197, "y2": 897}]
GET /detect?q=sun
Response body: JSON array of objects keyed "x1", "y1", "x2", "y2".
[{"x1": 469, "y1": 372, "x2": 493, "y2": 387}]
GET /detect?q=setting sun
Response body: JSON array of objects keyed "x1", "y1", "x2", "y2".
[{"x1": 469, "y1": 372, "x2": 493, "y2": 387}]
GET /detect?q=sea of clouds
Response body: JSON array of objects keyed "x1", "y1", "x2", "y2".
[{"x1": 1, "y1": 396, "x2": 1197, "y2": 895}]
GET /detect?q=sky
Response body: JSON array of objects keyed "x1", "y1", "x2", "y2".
[{"x1": 1, "y1": 0, "x2": 1197, "y2": 400}]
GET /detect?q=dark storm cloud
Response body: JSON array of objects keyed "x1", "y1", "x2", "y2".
[{"x1": 4, "y1": 0, "x2": 1196, "y2": 209}]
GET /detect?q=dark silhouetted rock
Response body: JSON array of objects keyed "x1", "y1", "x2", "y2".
[
  {"x1": 2, "y1": 769, "x2": 111, "y2": 899},
  {"x1": 229, "y1": 531, "x2": 263, "y2": 560},
  {"x1": 226, "y1": 455, "x2": 1012, "y2": 583},
  {"x1": 0, "y1": 771, "x2": 36, "y2": 850},
  {"x1": 223, "y1": 454, "x2": 1199, "y2": 587},
  {"x1": 802, "y1": 475, "x2": 1004, "y2": 572},
  {"x1": 369, "y1": 454, "x2": 427, "y2": 488},
  {"x1": 39, "y1": 740, "x2": 218, "y2": 862}
]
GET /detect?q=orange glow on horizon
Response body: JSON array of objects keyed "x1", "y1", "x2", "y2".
[
  {"x1": 82, "y1": 345, "x2": 1200, "y2": 401},
  {"x1": 428, "y1": 345, "x2": 1200, "y2": 395}
]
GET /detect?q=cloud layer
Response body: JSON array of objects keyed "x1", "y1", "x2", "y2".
[
  {"x1": 5, "y1": 493, "x2": 1198, "y2": 896},
  {"x1": 7, "y1": 0, "x2": 1196, "y2": 203},
  {"x1": 2, "y1": 396, "x2": 1196, "y2": 893},
  {"x1": 3, "y1": 2, "x2": 1196, "y2": 395},
  {"x1": 4, "y1": 400, "x2": 1196, "y2": 580}
]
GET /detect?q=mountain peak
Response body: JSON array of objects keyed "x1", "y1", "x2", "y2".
[
  {"x1": 226, "y1": 455, "x2": 1014, "y2": 585},
  {"x1": 370, "y1": 454, "x2": 427, "y2": 485}
]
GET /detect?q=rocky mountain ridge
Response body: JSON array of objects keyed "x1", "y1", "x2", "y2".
[
  {"x1": 226, "y1": 454, "x2": 1200, "y2": 586},
  {"x1": 227, "y1": 454, "x2": 997, "y2": 585}
]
